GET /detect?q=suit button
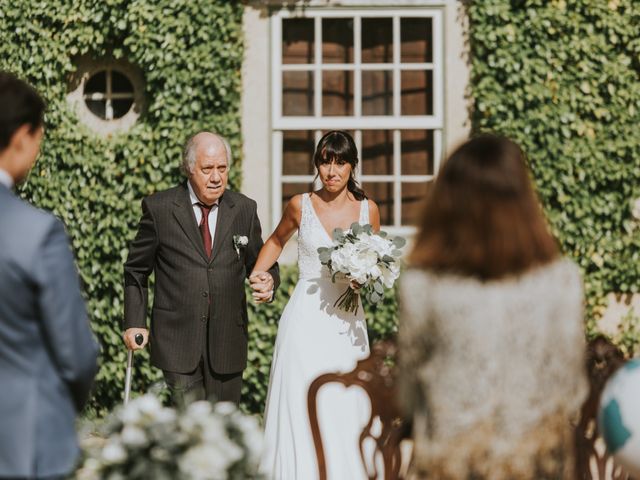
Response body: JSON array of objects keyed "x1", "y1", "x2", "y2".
[
  {"x1": 201, "y1": 315, "x2": 207, "y2": 322},
  {"x1": 202, "y1": 291, "x2": 208, "y2": 297}
]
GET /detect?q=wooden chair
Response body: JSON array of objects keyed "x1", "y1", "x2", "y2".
[
  {"x1": 575, "y1": 336, "x2": 633, "y2": 480},
  {"x1": 307, "y1": 340, "x2": 409, "y2": 480}
]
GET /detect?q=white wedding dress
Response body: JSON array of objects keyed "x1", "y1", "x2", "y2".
[{"x1": 259, "y1": 193, "x2": 371, "y2": 479}]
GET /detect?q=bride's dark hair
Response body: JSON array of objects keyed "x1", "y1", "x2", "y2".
[{"x1": 313, "y1": 130, "x2": 367, "y2": 201}]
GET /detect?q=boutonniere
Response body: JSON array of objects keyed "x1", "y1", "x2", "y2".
[{"x1": 233, "y1": 235, "x2": 249, "y2": 257}]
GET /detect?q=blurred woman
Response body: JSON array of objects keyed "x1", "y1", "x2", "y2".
[{"x1": 398, "y1": 135, "x2": 588, "y2": 479}]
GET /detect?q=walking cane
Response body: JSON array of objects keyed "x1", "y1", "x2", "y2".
[{"x1": 124, "y1": 333, "x2": 144, "y2": 405}]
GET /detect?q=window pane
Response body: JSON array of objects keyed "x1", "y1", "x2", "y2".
[
  {"x1": 361, "y1": 18, "x2": 392, "y2": 63},
  {"x1": 322, "y1": 18, "x2": 353, "y2": 64},
  {"x1": 112, "y1": 70, "x2": 134, "y2": 93},
  {"x1": 283, "y1": 71, "x2": 314, "y2": 116},
  {"x1": 363, "y1": 182, "x2": 394, "y2": 225},
  {"x1": 401, "y1": 18, "x2": 433, "y2": 63},
  {"x1": 85, "y1": 71, "x2": 106, "y2": 94},
  {"x1": 362, "y1": 71, "x2": 392, "y2": 116},
  {"x1": 401, "y1": 130, "x2": 434, "y2": 175},
  {"x1": 362, "y1": 130, "x2": 393, "y2": 175},
  {"x1": 322, "y1": 71, "x2": 353, "y2": 116},
  {"x1": 86, "y1": 100, "x2": 106, "y2": 118},
  {"x1": 283, "y1": 19, "x2": 314, "y2": 64},
  {"x1": 401, "y1": 71, "x2": 433, "y2": 116},
  {"x1": 402, "y1": 182, "x2": 430, "y2": 225},
  {"x1": 282, "y1": 183, "x2": 313, "y2": 213},
  {"x1": 112, "y1": 99, "x2": 133, "y2": 118},
  {"x1": 283, "y1": 131, "x2": 315, "y2": 175}
]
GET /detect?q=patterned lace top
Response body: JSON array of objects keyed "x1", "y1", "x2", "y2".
[
  {"x1": 297, "y1": 193, "x2": 369, "y2": 281},
  {"x1": 398, "y1": 258, "x2": 589, "y2": 479}
]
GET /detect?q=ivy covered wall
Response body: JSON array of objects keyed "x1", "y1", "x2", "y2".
[
  {"x1": 466, "y1": 0, "x2": 640, "y2": 354},
  {"x1": 0, "y1": 0, "x2": 245, "y2": 414}
]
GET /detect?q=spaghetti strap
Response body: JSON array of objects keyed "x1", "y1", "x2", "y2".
[{"x1": 359, "y1": 199, "x2": 370, "y2": 224}]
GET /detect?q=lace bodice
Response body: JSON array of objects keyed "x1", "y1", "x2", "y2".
[{"x1": 297, "y1": 193, "x2": 369, "y2": 280}]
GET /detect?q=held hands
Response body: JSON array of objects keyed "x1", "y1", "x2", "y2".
[
  {"x1": 250, "y1": 271, "x2": 274, "y2": 304},
  {"x1": 123, "y1": 328, "x2": 149, "y2": 351}
]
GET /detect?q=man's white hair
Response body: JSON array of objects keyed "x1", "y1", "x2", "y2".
[{"x1": 182, "y1": 132, "x2": 233, "y2": 175}]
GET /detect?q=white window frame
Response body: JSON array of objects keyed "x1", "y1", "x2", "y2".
[{"x1": 271, "y1": 7, "x2": 444, "y2": 233}]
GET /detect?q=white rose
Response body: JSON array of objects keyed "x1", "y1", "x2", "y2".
[
  {"x1": 379, "y1": 265, "x2": 398, "y2": 288},
  {"x1": 368, "y1": 235, "x2": 394, "y2": 257},
  {"x1": 121, "y1": 425, "x2": 148, "y2": 448},
  {"x1": 101, "y1": 438, "x2": 127, "y2": 464},
  {"x1": 187, "y1": 400, "x2": 212, "y2": 418},
  {"x1": 200, "y1": 416, "x2": 227, "y2": 444},
  {"x1": 179, "y1": 443, "x2": 237, "y2": 480},
  {"x1": 135, "y1": 394, "x2": 163, "y2": 419},
  {"x1": 369, "y1": 264, "x2": 382, "y2": 280},
  {"x1": 213, "y1": 401, "x2": 237, "y2": 416}
]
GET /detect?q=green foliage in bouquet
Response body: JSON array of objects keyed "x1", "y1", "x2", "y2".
[
  {"x1": 0, "y1": 0, "x2": 244, "y2": 415},
  {"x1": 466, "y1": 1, "x2": 640, "y2": 341}
]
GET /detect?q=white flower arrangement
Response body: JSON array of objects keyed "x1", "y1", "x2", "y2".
[
  {"x1": 76, "y1": 394, "x2": 264, "y2": 480},
  {"x1": 318, "y1": 222, "x2": 405, "y2": 314},
  {"x1": 233, "y1": 235, "x2": 249, "y2": 257}
]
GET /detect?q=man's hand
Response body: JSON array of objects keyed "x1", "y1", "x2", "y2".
[
  {"x1": 250, "y1": 271, "x2": 274, "y2": 304},
  {"x1": 123, "y1": 328, "x2": 149, "y2": 351}
]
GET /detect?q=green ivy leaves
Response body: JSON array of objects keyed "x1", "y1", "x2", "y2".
[
  {"x1": 0, "y1": 0, "x2": 244, "y2": 416},
  {"x1": 467, "y1": 1, "x2": 640, "y2": 351}
]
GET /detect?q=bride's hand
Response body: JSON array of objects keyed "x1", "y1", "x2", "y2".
[
  {"x1": 349, "y1": 280, "x2": 362, "y2": 292},
  {"x1": 250, "y1": 271, "x2": 274, "y2": 303}
]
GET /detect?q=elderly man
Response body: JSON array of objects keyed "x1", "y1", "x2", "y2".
[
  {"x1": 123, "y1": 132, "x2": 279, "y2": 405},
  {"x1": 0, "y1": 72, "x2": 99, "y2": 479}
]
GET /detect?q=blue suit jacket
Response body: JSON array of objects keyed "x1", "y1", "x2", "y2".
[{"x1": 0, "y1": 184, "x2": 99, "y2": 478}]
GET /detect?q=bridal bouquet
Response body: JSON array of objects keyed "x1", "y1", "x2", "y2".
[
  {"x1": 318, "y1": 222, "x2": 405, "y2": 314},
  {"x1": 76, "y1": 394, "x2": 264, "y2": 480}
]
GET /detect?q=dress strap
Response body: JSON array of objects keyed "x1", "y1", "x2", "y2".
[{"x1": 359, "y1": 199, "x2": 370, "y2": 225}]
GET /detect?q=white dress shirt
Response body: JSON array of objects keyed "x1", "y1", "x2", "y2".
[
  {"x1": 0, "y1": 168, "x2": 14, "y2": 189},
  {"x1": 187, "y1": 181, "x2": 219, "y2": 249}
]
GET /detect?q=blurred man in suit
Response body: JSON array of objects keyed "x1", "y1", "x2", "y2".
[
  {"x1": 123, "y1": 132, "x2": 279, "y2": 406},
  {"x1": 0, "y1": 71, "x2": 99, "y2": 479}
]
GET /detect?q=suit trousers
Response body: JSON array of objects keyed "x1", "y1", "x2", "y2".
[{"x1": 162, "y1": 319, "x2": 243, "y2": 406}]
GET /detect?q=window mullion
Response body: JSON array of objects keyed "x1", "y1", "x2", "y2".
[
  {"x1": 354, "y1": 16, "x2": 362, "y2": 118},
  {"x1": 314, "y1": 17, "x2": 322, "y2": 118},
  {"x1": 392, "y1": 16, "x2": 401, "y2": 118},
  {"x1": 393, "y1": 129, "x2": 401, "y2": 227},
  {"x1": 272, "y1": 131, "x2": 283, "y2": 229},
  {"x1": 105, "y1": 68, "x2": 113, "y2": 121}
]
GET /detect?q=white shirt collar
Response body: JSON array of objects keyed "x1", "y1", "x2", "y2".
[
  {"x1": 0, "y1": 168, "x2": 14, "y2": 189},
  {"x1": 187, "y1": 180, "x2": 219, "y2": 208}
]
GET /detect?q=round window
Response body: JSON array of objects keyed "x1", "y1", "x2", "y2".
[
  {"x1": 67, "y1": 58, "x2": 145, "y2": 136},
  {"x1": 84, "y1": 69, "x2": 135, "y2": 120}
]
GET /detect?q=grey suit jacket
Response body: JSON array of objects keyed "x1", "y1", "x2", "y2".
[
  {"x1": 0, "y1": 184, "x2": 99, "y2": 478},
  {"x1": 123, "y1": 184, "x2": 279, "y2": 374}
]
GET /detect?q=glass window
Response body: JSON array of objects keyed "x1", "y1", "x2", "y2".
[
  {"x1": 274, "y1": 10, "x2": 443, "y2": 228},
  {"x1": 83, "y1": 68, "x2": 135, "y2": 121},
  {"x1": 283, "y1": 19, "x2": 314, "y2": 64}
]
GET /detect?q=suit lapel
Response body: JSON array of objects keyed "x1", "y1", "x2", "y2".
[
  {"x1": 172, "y1": 183, "x2": 209, "y2": 263},
  {"x1": 211, "y1": 192, "x2": 237, "y2": 263}
]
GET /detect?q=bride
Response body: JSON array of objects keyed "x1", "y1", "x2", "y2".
[{"x1": 251, "y1": 130, "x2": 381, "y2": 479}]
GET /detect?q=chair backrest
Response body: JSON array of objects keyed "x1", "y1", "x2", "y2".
[
  {"x1": 307, "y1": 340, "x2": 409, "y2": 480},
  {"x1": 575, "y1": 336, "x2": 632, "y2": 480}
]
